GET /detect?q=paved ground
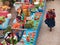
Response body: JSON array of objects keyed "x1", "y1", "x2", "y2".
[{"x1": 37, "y1": 0, "x2": 60, "y2": 45}]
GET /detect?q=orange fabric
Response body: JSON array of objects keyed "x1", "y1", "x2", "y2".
[
  {"x1": 22, "y1": 5, "x2": 29, "y2": 9},
  {"x1": 12, "y1": 22, "x2": 20, "y2": 28},
  {"x1": 40, "y1": 0, "x2": 42, "y2": 4},
  {"x1": 23, "y1": 9, "x2": 27, "y2": 15}
]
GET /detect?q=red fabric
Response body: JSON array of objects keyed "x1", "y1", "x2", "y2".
[
  {"x1": 0, "y1": 11, "x2": 8, "y2": 18},
  {"x1": 0, "y1": 43, "x2": 3, "y2": 45},
  {"x1": 46, "y1": 13, "x2": 49, "y2": 19},
  {"x1": 24, "y1": 0, "x2": 29, "y2": 2},
  {"x1": 29, "y1": 4, "x2": 34, "y2": 8},
  {"x1": 46, "y1": 12, "x2": 56, "y2": 19}
]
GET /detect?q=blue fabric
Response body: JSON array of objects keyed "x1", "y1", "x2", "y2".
[
  {"x1": 45, "y1": 19, "x2": 55, "y2": 27},
  {"x1": 38, "y1": 8, "x2": 43, "y2": 12},
  {"x1": 16, "y1": 30, "x2": 24, "y2": 42},
  {"x1": 13, "y1": 19, "x2": 16, "y2": 23},
  {"x1": 29, "y1": 0, "x2": 32, "y2": 4},
  {"x1": 0, "y1": 18, "x2": 10, "y2": 30}
]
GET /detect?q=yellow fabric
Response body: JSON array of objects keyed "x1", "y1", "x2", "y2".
[
  {"x1": 2, "y1": 5, "x2": 10, "y2": 10},
  {"x1": 23, "y1": 9, "x2": 30, "y2": 17}
]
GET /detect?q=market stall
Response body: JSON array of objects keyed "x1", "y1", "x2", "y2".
[
  {"x1": 13, "y1": 0, "x2": 46, "y2": 45},
  {"x1": 0, "y1": 0, "x2": 46, "y2": 45},
  {"x1": 19, "y1": 1, "x2": 46, "y2": 45}
]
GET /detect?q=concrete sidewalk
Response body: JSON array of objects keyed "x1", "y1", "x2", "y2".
[{"x1": 37, "y1": 0, "x2": 60, "y2": 45}]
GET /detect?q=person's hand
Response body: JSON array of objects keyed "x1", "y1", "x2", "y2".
[{"x1": 7, "y1": 7, "x2": 11, "y2": 9}]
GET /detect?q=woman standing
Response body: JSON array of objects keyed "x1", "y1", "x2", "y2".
[{"x1": 45, "y1": 9, "x2": 56, "y2": 31}]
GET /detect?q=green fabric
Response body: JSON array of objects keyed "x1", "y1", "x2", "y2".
[
  {"x1": 8, "y1": 37, "x2": 18, "y2": 44},
  {"x1": 0, "y1": 16, "x2": 5, "y2": 22},
  {"x1": 3, "y1": 26, "x2": 11, "y2": 35},
  {"x1": 25, "y1": 20, "x2": 34, "y2": 28},
  {"x1": 39, "y1": 2, "x2": 44, "y2": 8},
  {"x1": 34, "y1": 16, "x2": 38, "y2": 19},
  {"x1": 31, "y1": 8, "x2": 37, "y2": 12},
  {"x1": 21, "y1": 13, "x2": 24, "y2": 20}
]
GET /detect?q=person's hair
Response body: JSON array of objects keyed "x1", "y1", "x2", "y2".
[
  {"x1": 8, "y1": 9, "x2": 11, "y2": 13},
  {"x1": 8, "y1": 33, "x2": 12, "y2": 37},
  {"x1": 52, "y1": 9, "x2": 55, "y2": 11},
  {"x1": 20, "y1": 8, "x2": 23, "y2": 15}
]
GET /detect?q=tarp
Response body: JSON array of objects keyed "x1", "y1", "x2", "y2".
[{"x1": 0, "y1": 18, "x2": 10, "y2": 30}]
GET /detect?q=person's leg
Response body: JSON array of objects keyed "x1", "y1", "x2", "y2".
[
  {"x1": 17, "y1": 30, "x2": 24, "y2": 42},
  {"x1": 50, "y1": 27, "x2": 52, "y2": 32}
]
